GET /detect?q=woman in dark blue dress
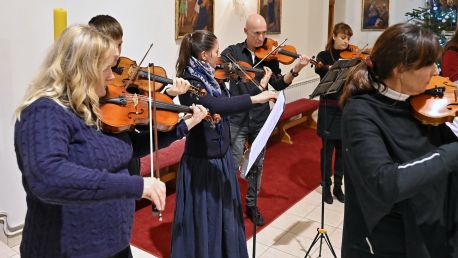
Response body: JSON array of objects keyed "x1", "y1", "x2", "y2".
[{"x1": 170, "y1": 30, "x2": 277, "y2": 258}]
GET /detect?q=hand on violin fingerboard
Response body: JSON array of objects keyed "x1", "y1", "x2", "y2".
[
  {"x1": 183, "y1": 104, "x2": 209, "y2": 130},
  {"x1": 165, "y1": 78, "x2": 191, "y2": 97},
  {"x1": 259, "y1": 67, "x2": 273, "y2": 90},
  {"x1": 283, "y1": 55, "x2": 310, "y2": 84},
  {"x1": 293, "y1": 55, "x2": 311, "y2": 72}
]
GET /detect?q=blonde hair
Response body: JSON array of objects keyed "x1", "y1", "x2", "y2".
[{"x1": 15, "y1": 24, "x2": 116, "y2": 128}]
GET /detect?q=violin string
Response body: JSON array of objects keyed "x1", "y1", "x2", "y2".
[
  {"x1": 121, "y1": 95, "x2": 191, "y2": 112},
  {"x1": 116, "y1": 95, "x2": 193, "y2": 114}
]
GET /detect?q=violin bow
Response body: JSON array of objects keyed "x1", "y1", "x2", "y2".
[
  {"x1": 253, "y1": 38, "x2": 288, "y2": 68},
  {"x1": 224, "y1": 53, "x2": 265, "y2": 91},
  {"x1": 147, "y1": 64, "x2": 163, "y2": 222},
  {"x1": 357, "y1": 43, "x2": 369, "y2": 55},
  {"x1": 123, "y1": 43, "x2": 154, "y2": 89}
]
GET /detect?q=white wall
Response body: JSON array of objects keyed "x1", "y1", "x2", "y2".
[
  {"x1": 0, "y1": 0, "x2": 328, "y2": 228},
  {"x1": 334, "y1": 0, "x2": 424, "y2": 47}
]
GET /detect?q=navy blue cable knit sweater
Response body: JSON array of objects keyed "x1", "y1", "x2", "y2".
[{"x1": 14, "y1": 98, "x2": 145, "y2": 258}]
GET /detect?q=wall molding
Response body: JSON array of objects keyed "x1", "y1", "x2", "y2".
[{"x1": 0, "y1": 212, "x2": 23, "y2": 237}]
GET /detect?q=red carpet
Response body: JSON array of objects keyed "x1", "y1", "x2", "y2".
[{"x1": 131, "y1": 126, "x2": 322, "y2": 257}]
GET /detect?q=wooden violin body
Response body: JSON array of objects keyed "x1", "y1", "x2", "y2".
[
  {"x1": 254, "y1": 38, "x2": 324, "y2": 69},
  {"x1": 111, "y1": 56, "x2": 168, "y2": 92},
  {"x1": 410, "y1": 76, "x2": 458, "y2": 125},
  {"x1": 214, "y1": 58, "x2": 265, "y2": 82},
  {"x1": 99, "y1": 85, "x2": 219, "y2": 133},
  {"x1": 100, "y1": 84, "x2": 188, "y2": 133},
  {"x1": 340, "y1": 44, "x2": 370, "y2": 60},
  {"x1": 113, "y1": 56, "x2": 206, "y2": 97},
  {"x1": 255, "y1": 38, "x2": 300, "y2": 65}
]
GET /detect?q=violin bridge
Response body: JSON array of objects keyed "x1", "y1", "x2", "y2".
[{"x1": 132, "y1": 93, "x2": 139, "y2": 108}]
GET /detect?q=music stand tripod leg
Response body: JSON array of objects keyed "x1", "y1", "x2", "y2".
[
  {"x1": 304, "y1": 228, "x2": 337, "y2": 258},
  {"x1": 303, "y1": 113, "x2": 337, "y2": 258}
]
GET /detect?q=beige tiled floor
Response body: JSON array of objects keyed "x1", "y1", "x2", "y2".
[{"x1": 0, "y1": 187, "x2": 344, "y2": 258}]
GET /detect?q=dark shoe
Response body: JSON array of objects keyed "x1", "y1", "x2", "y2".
[
  {"x1": 324, "y1": 186, "x2": 333, "y2": 204},
  {"x1": 333, "y1": 186, "x2": 345, "y2": 203},
  {"x1": 246, "y1": 206, "x2": 265, "y2": 226}
]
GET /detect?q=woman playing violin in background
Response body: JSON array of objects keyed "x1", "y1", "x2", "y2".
[
  {"x1": 171, "y1": 29, "x2": 277, "y2": 258},
  {"x1": 314, "y1": 22, "x2": 353, "y2": 205},
  {"x1": 13, "y1": 24, "x2": 175, "y2": 258},
  {"x1": 340, "y1": 22, "x2": 458, "y2": 258},
  {"x1": 220, "y1": 13, "x2": 310, "y2": 227}
]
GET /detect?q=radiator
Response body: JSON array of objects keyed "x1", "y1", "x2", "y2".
[{"x1": 283, "y1": 76, "x2": 320, "y2": 103}]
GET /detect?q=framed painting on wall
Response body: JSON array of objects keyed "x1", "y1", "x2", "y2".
[
  {"x1": 258, "y1": 0, "x2": 282, "y2": 34},
  {"x1": 175, "y1": 0, "x2": 214, "y2": 39},
  {"x1": 361, "y1": 0, "x2": 389, "y2": 30}
]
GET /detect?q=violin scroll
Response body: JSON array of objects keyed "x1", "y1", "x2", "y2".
[{"x1": 309, "y1": 56, "x2": 326, "y2": 70}]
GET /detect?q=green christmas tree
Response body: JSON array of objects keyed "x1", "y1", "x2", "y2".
[{"x1": 405, "y1": 0, "x2": 457, "y2": 46}]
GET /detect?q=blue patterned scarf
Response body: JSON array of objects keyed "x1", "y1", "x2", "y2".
[{"x1": 187, "y1": 56, "x2": 222, "y2": 97}]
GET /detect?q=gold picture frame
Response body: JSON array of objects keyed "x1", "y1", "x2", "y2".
[
  {"x1": 175, "y1": 0, "x2": 214, "y2": 39},
  {"x1": 258, "y1": 0, "x2": 282, "y2": 34},
  {"x1": 361, "y1": 0, "x2": 389, "y2": 31}
]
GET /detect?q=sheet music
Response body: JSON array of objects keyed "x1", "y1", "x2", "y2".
[{"x1": 241, "y1": 91, "x2": 285, "y2": 177}]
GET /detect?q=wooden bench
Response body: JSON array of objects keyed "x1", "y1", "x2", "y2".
[
  {"x1": 140, "y1": 138, "x2": 185, "y2": 183},
  {"x1": 273, "y1": 98, "x2": 319, "y2": 144}
]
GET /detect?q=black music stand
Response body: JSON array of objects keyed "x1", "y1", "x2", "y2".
[
  {"x1": 305, "y1": 58, "x2": 360, "y2": 258},
  {"x1": 309, "y1": 58, "x2": 360, "y2": 99}
]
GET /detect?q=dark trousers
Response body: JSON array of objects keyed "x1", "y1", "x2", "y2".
[
  {"x1": 230, "y1": 124, "x2": 265, "y2": 207},
  {"x1": 320, "y1": 138, "x2": 343, "y2": 187}
]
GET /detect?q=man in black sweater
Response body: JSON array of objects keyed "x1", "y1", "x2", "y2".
[{"x1": 221, "y1": 13, "x2": 310, "y2": 226}]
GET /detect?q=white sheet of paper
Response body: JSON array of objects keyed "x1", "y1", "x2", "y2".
[{"x1": 241, "y1": 91, "x2": 285, "y2": 177}]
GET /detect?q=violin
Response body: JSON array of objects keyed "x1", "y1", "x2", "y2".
[
  {"x1": 112, "y1": 56, "x2": 207, "y2": 97},
  {"x1": 410, "y1": 76, "x2": 458, "y2": 125},
  {"x1": 99, "y1": 84, "x2": 219, "y2": 133},
  {"x1": 340, "y1": 44, "x2": 371, "y2": 60},
  {"x1": 111, "y1": 56, "x2": 168, "y2": 92},
  {"x1": 255, "y1": 38, "x2": 323, "y2": 68},
  {"x1": 214, "y1": 58, "x2": 265, "y2": 82},
  {"x1": 135, "y1": 69, "x2": 207, "y2": 97}
]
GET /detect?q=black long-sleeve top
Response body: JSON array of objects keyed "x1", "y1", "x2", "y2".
[
  {"x1": 179, "y1": 70, "x2": 253, "y2": 158},
  {"x1": 220, "y1": 41, "x2": 289, "y2": 128},
  {"x1": 341, "y1": 88, "x2": 458, "y2": 258}
]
